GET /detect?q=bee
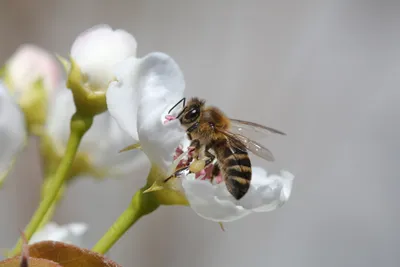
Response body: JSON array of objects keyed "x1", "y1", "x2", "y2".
[{"x1": 167, "y1": 97, "x2": 286, "y2": 200}]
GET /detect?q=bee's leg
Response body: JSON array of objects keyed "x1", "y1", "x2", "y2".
[
  {"x1": 210, "y1": 164, "x2": 221, "y2": 183},
  {"x1": 188, "y1": 139, "x2": 201, "y2": 160},
  {"x1": 190, "y1": 139, "x2": 200, "y2": 147},
  {"x1": 204, "y1": 146, "x2": 219, "y2": 183},
  {"x1": 188, "y1": 145, "x2": 214, "y2": 174},
  {"x1": 164, "y1": 165, "x2": 190, "y2": 183},
  {"x1": 204, "y1": 149, "x2": 215, "y2": 166},
  {"x1": 189, "y1": 139, "x2": 200, "y2": 151},
  {"x1": 165, "y1": 139, "x2": 201, "y2": 183}
]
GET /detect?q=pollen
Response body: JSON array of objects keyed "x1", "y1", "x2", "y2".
[
  {"x1": 189, "y1": 159, "x2": 206, "y2": 173},
  {"x1": 171, "y1": 145, "x2": 224, "y2": 184}
]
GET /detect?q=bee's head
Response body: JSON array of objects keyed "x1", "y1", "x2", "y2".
[{"x1": 178, "y1": 97, "x2": 205, "y2": 126}]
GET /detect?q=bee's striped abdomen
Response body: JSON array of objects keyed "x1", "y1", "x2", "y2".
[{"x1": 216, "y1": 141, "x2": 252, "y2": 200}]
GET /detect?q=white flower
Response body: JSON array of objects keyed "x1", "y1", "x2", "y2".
[
  {"x1": 70, "y1": 24, "x2": 137, "y2": 91},
  {"x1": 107, "y1": 52, "x2": 294, "y2": 222},
  {"x1": 29, "y1": 222, "x2": 88, "y2": 247},
  {"x1": 107, "y1": 53, "x2": 185, "y2": 170},
  {"x1": 5, "y1": 44, "x2": 61, "y2": 96},
  {"x1": 182, "y1": 167, "x2": 294, "y2": 222},
  {"x1": 0, "y1": 82, "x2": 26, "y2": 184},
  {"x1": 43, "y1": 84, "x2": 139, "y2": 179}
]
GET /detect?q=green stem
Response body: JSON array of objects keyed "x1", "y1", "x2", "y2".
[
  {"x1": 37, "y1": 183, "x2": 66, "y2": 230},
  {"x1": 36, "y1": 200, "x2": 57, "y2": 230},
  {"x1": 9, "y1": 112, "x2": 93, "y2": 257},
  {"x1": 91, "y1": 186, "x2": 160, "y2": 254}
]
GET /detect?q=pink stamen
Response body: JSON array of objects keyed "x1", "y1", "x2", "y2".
[
  {"x1": 194, "y1": 163, "x2": 215, "y2": 181},
  {"x1": 174, "y1": 146, "x2": 184, "y2": 160},
  {"x1": 214, "y1": 175, "x2": 224, "y2": 184},
  {"x1": 195, "y1": 169, "x2": 207, "y2": 179},
  {"x1": 164, "y1": 115, "x2": 176, "y2": 124},
  {"x1": 187, "y1": 146, "x2": 196, "y2": 158},
  {"x1": 172, "y1": 146, "x2": 225, "y2": 185}
]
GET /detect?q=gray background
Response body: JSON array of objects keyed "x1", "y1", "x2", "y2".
[{"x1": 1, "y1": 1, "x2": 399, "y2": 266}]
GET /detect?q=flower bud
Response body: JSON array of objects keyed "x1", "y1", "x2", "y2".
[
  {"x1": 2, "y1": 44, "x2": 61, "y2": 135},
  {"x1": 66, "y1": 24, "x2": 137, "y2": 116}
]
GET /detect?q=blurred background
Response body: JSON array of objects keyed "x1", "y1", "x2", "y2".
[{"x1": 1, "y1": 0, "x2": 400, "y2": 266}]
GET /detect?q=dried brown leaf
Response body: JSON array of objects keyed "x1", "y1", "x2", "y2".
[
  {"x1": 0, "y1": 256, "x2": 62, "y2": 267},
  {"x1": 28, "y1": 241, "x2": 121, "y2": 267},
  {"x1": 0, "y1": 230, "x2": 61, "y2": 267}
]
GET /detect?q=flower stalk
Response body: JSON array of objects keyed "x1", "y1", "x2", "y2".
[
  {"x1": 9, "y1": 112, "x2": 93, "y2": 256},
  {"x1": 37, "y1": 177, "x2": 66, "y2": 230},
  {"x1": 92, "y1": 165, "x2": 188, "y2": 254},
  {"x1": 91, "y1": 184, "x2": 160, "y2": 254}
]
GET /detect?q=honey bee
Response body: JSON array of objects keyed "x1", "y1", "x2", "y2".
[{"x1": 167, "y1": 97, "x2": 285, "y2": 200}]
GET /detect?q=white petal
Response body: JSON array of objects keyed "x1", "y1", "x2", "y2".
[
  {"x1": 46, "y1": 85, "x2": 139, "y2": 177},
  {"x1": 46, "y1": 85, "x2": 74, "y2": 147},
  {"x1": 136, "y1": 53, "x2": 186, "y2": 172},
  {"x1": 107, "y1": 52, "x2": 186, "y2": 172},
  {"x1": 181, "y1": 168, "x2": 294, "y2": 222},
  {"x1": 71, "y1": 24, "x2": 137, "y2": 89},
  {"x1": 0, "y1": 83, "x2": 26, "y2": 180},
  {"x1": 6, "y1": 44, "x2": 61, "y2": 95},
  {"x1": 84, "y1": 110, "x2": 141, "y2": 175},
  {"x1": 182, "y1": 177, "x2": 251, "y2": 222},
  {"x1": 238, "y1": 169, "x2": 294, "y2": 212},
  {"x1": 250, "y1": 170, "x2": 294, "y2": 212},
  {"x1": 29, "y1": 222, "x2": 88, "y2": 247},
  {"x1": 106, "y1": 57, "x2": 139, "y2": 140}
]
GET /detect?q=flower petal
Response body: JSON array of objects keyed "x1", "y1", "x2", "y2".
[
  {"x1": 239, "y1": 168, "x2": 294, "y2": 212},
  {"x1": 71, "y1": 24, "x2": 137, "y2": 89},
  {"x1": 182, "y1": 176, "x2": 251, "y2": 222},
  {"x1": 250, "y1": 170, "x2": 294, "y2": 212},
  {"x1": 45, "y1": 85, "x2": 75, "y2": 147},
  {"x1": 46, "y1": 85, "x2": 139, "y2": 177},
  {"x1": 181, "y1": 167, "x2": 294, "y2": 222},
  {"x1": 107, "y1": 52, "x2": 186, "y2": 172},
  {"x1": 6, "y1": 44, "x2": 61, "y2": 95},
  {"x1": 106, "y1": 58, "x2": 139, "y2": 140},
  {"x1": 136, "y1": 53, "x2": 186, "y2": 172},
  {"x1": 29, "y1": 222, "x2": 88, "y2": 247},
  {"x1": 87, "y1": 110, "x2": 141, "y2": 175},
  {"x1": 0, "y1": 83, "x2": 26, "y2": 183}
]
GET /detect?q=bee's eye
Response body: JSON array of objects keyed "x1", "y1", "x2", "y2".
[{"x1": 184, "y1": 107, "x2": 200, "y2": 122}]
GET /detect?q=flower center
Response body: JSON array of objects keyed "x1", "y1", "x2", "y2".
[
  {"x1": 172, "y1": 144, "x2": 224, "y2": 184},
  {"x1": 163, "y1": 114, "x2": 223, "y2": 184}
]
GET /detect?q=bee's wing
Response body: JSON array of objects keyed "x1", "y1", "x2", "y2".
[
  {"x1": 218, "y1": 129, "x2": 276, "y2": 162},
  {"x1": 229, "y1": 118, "x2": 286, "y2": 139}
]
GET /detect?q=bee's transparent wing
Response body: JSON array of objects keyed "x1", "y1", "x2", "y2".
[
  {"x1": 234, "y1": 133, "x2": 276, "y2": 161},
  {"x1": 219, "y1": 129, "x2": 276, "y2": 162},
  {"x1": 229, "y1": 118, "x2": 286, "y2": 140}
]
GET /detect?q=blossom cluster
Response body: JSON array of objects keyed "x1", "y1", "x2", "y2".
[{"x1": 0, "y1": 24, "x2": 294, "y2": 245}]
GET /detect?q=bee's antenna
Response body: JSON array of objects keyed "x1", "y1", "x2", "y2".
[
  {"x1": 168, "y1": 97, "x2": 186, "y2": 114},
  {"x1": 176, "y1": 107, "x2": 187, "y2": 119}
]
